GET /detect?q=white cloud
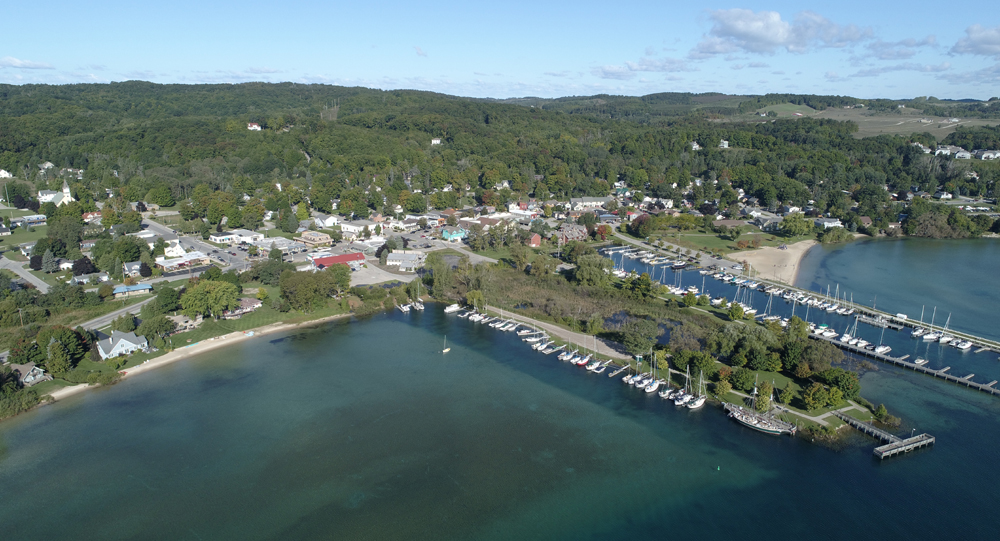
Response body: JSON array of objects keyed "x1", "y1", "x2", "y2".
[
  {"x1": 731, "y1": 64, "x2": 745, "y2": 70},
  {"x1": 864, "y1": 36, "x2": 936, "y2": 60},
  {"x1": 951, "y1": 25, "x2": 1000, "y2": 58},
  {"x1": 0, "y1": 56, "x2": 54, "y2": 69},
  {"x1": 414, "y1": 46, "x2": 427, "y2": 57},
  {"x1": 592, "y1": 55, "x2": 694, "y2": 80},
  {"x1": 748, "y1": 62, "x2": 769, "y2": 68},
  {"x1": 940, "y1": 63, "x2": 1000, "y2": 85},
  {"x1": 543, "y1": 71, "x2": 570, "y2": 78},
  {"x1": 851, "y1": 62, "x2": 950, "y2": 77},
  {"x1": 691, "y1": 9, "x2": 872, "y2": 57},
  {"x1": 246, "y1": 67, "x2": 281, "y2": 74},
  {"x1": 824, "y1": 71, "x2": 846, "y2": 82}
]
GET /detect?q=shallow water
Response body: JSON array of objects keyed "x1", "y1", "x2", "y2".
[{"x1": 1, "y1": 307, "x2": 998, "y2": 539}]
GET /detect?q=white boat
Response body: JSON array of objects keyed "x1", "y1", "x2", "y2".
[
  {"x1": 397, "y1": 303, "x2": 411, "y2": 313},
  {"x1": 954, "y1": 340, "x2": 973, "y2": 350},
  {"x1": 687, "y1": 370, "x2": 707, "y2": 409},
  {"x1": 586, "y1": 360, "x2": 602, "y2": 371},
  {"x1": 575, "y1": 354, "x2": 592, "y2": 366},
  {"x1": 874, "y1": 344, "x2": 891, "y2": 355},
  {"x1": 442, "y1": 336, "x2": 450, "y2": 354},
  {"x1": 645, "y1": 379, "x2": 662, "y2": 393},
  {"x1": 444, "y1": 304, "x2": 462, "y2": 314}
]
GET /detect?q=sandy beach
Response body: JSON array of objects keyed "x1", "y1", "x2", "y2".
[
  {"x1": 732, "y1": 240, "x2": 818, "y2": 285},
  {"x1": 45, "y1": 313, "x2": 353, "y2": 403}
]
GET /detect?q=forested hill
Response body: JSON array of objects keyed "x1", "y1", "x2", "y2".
[{"x1": 1, "y1": 82, "x2": 998, "y2": 236}]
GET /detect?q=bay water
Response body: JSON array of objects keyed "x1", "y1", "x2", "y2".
[{"x1": 1, "y1": 303, "x2": 998, "y2": 539}]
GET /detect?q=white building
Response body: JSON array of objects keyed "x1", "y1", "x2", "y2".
[
  {"x1": 208, "y1": 229, "x2": 264, "y2": 245},
  {"x1": 37, "y1": 179, "x2": 75, "y2": 207},
  {"x1": 0, "y1": 169, "x2": 12, "y2": 178},
  {"x1": 814, "y1": 218, "x2": 843, "y2": 229},
  {"x1": 431, "y1": 138, "x2": 442, "y2": 145},
  {"x1": 247, "y1": 122, "x2": 262, "y2": 131},
  {"x1": 719, "y1": 140, "x2": 729, "y2": 149}
]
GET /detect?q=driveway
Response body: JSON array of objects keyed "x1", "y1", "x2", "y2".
[{"x1": 0, "y1": 255, "x2": 51, "y2": 293}]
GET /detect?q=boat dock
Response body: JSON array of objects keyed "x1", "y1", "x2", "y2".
[
  {"x1": 832, "y1": 411, "x2": 935, "y2": 459},
  {"x1": 857, "y1": 314, "x2": 904, "y2": 330},
  {"x1": 813, "y1": 334, "x2": 1000, "y2": 397}
]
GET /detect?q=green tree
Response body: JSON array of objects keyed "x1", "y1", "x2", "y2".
[
  {"x1": 755, "y1": 381, "x2": 773, "y2": 413},
  {"x1": 715, "y1": 379, "x2": 733, "y2": 396},
  {"x1": 802, "y1": 382, "x2": 829, "y2": 411},
  {"x1": 181, "y1": 281, "x2": 240, "y2": 318},
  {"x1": 46, "y1": 341, "x2": 72, "y2": 374},
  {"x1": 621, "y1": 317, "x2": 662, "y2": 356},
  {"x1": 136, "y1": 315, "x2": 176, "y2": 338},
  {"x1": 779, "y1": 213, "x2": 812, "y2": 237},
  {"x1": 112, "y1": 314, "x2": 137, "y2": 332},
  {"x1": 728, "y1": 302, "x2": 744, "y2": 321},
  {"x1": 731, "y1": 367, "x2": 755, "y2": 392}
]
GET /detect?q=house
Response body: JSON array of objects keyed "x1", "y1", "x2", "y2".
[
  {"x1": 20, "y1": 243, "x2": 35, "y2": 256},
  {"x1": 221, "y1": 298, "x2": 263, "y2": 319},
  {"x1": 313, "y1": 213, "x2": 341, "y2": 228},
  {"x1": 247, "y1": 122, "x2": 262, "y2": 131},
  {"x1": 385, "y1": 252, "x2": 424, "y2": 272},
  {"x1": 719, "y1": 140, "x2": 729, "y2": 149},
  {"x1": 755, "y1": 216, "x2": 784, "y2": 232},
  {"x1": 936, "y1": 145, "x2": 969, "y2": 157},
  {"x1": 9, "y1": 363, "x2": 51, "y2": 387},
  {"x1": 780, "y1": 205, "x2": 801, "y2": 215},
  {"x1": 859, "y1": 216, "x2": 873, "y2": 228},
  {"x1": 441, "y1": 226, "x2": 468, "y2": 241},
  {"x1": 68, "y1": 272, "x2": 109, "y2": 285},
  {"x1": 96, "y1": 331, "x2": 149, "y2": 359},
  {"x1": 123, "y1": 261, "x2": 143, "y2": 277},
  {"x1": 973, "y1": 149, "x2": 1000, "y2": 160},
  {"x1": 80, "y1": 238, "x2": 99, "y2": 250},
  {"x1": 814, "y1": 218, "x2": 843, "y2": 229},
  {"x1": 690, "y1": 141, "x2": 702, "y2": 151},
  {"x1": 934, "y1": 191, "x2": 953, "y2": 200},
  {"x1": 312, "y1": 252, "x2": 366, "y2": 270},
  {"x1": 0, "y1": 169, "x2": 12, "y2": 178},
  {"x1": 431, "y1": 138, "x2": 442, "y2": 145},
  {"x1": 58, "y1": 259, "x2": 74, "y2": 272},
  {"x1": 37, "y1": 179, "x2": 75, "y2": 207},
  {"x1": 528, "y1": 233, "x2": 541, "y2": 247},
  {"x1": 887, "y1": 222, "x2": 901, "y2": 230},
  {"x1": 0, "y1": 226, "x2": 9, "y2": 236},
  {"x1": 113, "y1": 284, "x2": 153, "y2": 298},
  {"x1": 163, "y1": 240, "x2": 187, "y2": 258},
  {"x1": 912, "y1": 142, "x2": 932, "y2": 154},
  {"x1": 296, "y1": 231, "x2": 333, "y2": 247}
]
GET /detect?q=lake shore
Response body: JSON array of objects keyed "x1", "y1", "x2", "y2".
[
  {"x1": 44, "y1": 312, "x2": 354, "y2": 403},
  {"x1": 733, "y1": 240, "x2": 818, "y2": 284}
]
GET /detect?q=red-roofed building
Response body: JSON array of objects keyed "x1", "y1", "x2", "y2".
[
  {"x1": 312, "y1": 252, "x2": 366, "y2": 270},
  {"x1": 528, "y1": 233, "x2": 541, "y2": 248},
  {"x1": 82, "y1": 211, "x2": 102, "y2": 223}
]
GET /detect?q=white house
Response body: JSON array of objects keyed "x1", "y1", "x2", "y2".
[
  {"x1": 719, "y1": 140, "x2": 729, "y2": 149},
  {"x1": 247, "y1": 122, "x2": 262, "y2": 131},
  {"x1": 163, "y1": 240, "x2": 187, "y2": 258},
  {"x1": 97, "y1": 331, "x2": 149, "y2": 360},
  {"x1": 569, "y1": 196, "x2": 613, "y2": 211},
  {"x1": 431, "y1": 138, "x2": 442, "y2": 145},
  {"x1": 0, "y1": 169, "x2": 12, "y2": 178},
  {"x1": 814, "y1": 218, "x2": 843, "y2": 229},
  {"x1": 313, "y1": 213, "x2": 341, "y2": 228},
  {"x1": 208, "y1": 229, "x2": 263, "y2": 245},
  {"x1": 974, "y1": 150, "x2": 1000, "y2": 160},
  {"x1": 690, "y1": 141, "x2": 701, "y2": 151}
]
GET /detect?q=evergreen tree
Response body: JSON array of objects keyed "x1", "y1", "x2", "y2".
[
  {"x1": 41, "y1": 249, "x2": 58, "y2": 273},
  {"x1": 139, "y1": 261, "x2": 152, "y2": 277},
  {"x1": 46, "y1": 341, "x2": 72, "y2": 374}
]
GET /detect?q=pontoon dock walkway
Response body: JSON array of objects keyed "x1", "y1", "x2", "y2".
[{"x1": 832, "y1": 411, "x2": 935, "y2": 459}]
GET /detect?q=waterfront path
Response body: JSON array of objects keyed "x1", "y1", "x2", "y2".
[{"x1": 484, "y1": 305, "x2": 629, "y2": 360}]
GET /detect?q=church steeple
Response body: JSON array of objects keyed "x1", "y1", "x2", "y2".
[{"x1": 62, "y1": 179, "x2": 71, "y2": 197}]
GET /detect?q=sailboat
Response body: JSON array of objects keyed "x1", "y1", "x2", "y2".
[
  {"x1": 687, "y1": 371, "x2": 706, "y2": 409},
  {"x1": 673, "y1": 367, "x2": 692, "y2": 405},
  {"x1": 938, "y1": 313, "x2": 954, "y2": 344},
  {"x1": 442, "y1": 336, "x2": 450, "y2": 354},
  {"x1": 645, "y1": 350, "x2": 662, "y2": 393},
  {"x1": 923, "y1": 307, "x2": 941, "y2": 341},
  {"x1": 911, "y1": 305, "x2": 927, "y2": 337}
]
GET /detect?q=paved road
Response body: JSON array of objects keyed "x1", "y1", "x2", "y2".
[{"x1": 0, "y1": 255, "x2": 50, "y2": 293}]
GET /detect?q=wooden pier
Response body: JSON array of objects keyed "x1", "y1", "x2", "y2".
[
  {"x1": 832, "y1": 412, "x2": 935, "y2": 459},
  {"x1": 813, "y1": 335, "x2": 1000, "y2": 397},
  {"x1": 857, "y1": 314, "x2": 904, "y2": 330}
]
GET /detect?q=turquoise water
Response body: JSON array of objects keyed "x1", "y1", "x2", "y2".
[
  {"x1": 2, "y1": 308, "x2": 999, "y2": 539},
  {"x1": 796, "y1": 238, "x2": 1000, "y2": 341}
]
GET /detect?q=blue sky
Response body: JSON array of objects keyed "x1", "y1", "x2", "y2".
[{"x1": 2, "y1": 1, "x2": 998, "y2": 99}]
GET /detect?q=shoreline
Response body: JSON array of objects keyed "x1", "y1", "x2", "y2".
[
  {"x1": 732, "y1": 239, "x2": 818, "y2": 285},
  {"x1": 44, "y1": 312, "x2": 355, "y2": 404}
]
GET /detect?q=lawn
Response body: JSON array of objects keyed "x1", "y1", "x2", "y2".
[
  {"x1": 470, "y1": 246, "x2": 512, "y2": 261},
  {"x1": 2, "y1": 224, "x2": 50, "y2": 247},
  {"x1": 754, "y1": 102, "x2": 817, "y2": 117}
]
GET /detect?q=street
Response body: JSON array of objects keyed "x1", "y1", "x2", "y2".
[{"x1": 0, "y1": 255, "x2": 51, "y2": 293}]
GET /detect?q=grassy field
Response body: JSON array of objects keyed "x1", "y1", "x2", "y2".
[
  {"x1": 1, "y1": 224, "x2": 50, "y2": 247},
  {"x1": 741, "y1": 103, "x2": 1000, "y2": 138}
]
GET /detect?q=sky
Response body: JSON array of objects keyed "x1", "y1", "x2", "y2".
[{"x1": 2, "y1": 1, "x2": 998, "y2": 100}]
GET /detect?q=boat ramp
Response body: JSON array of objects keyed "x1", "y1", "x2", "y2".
[{"x1": 832, "y1": 411, "x2": 935, "y2": 459}]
